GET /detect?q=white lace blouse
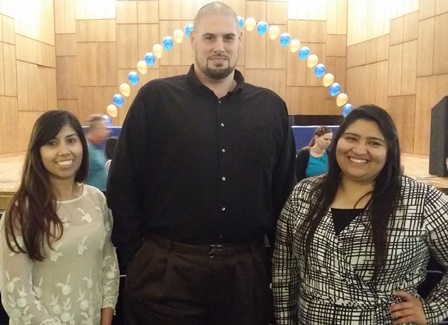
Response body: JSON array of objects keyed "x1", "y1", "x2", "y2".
[{"x1": 0, "y1": 185, "x2": 119, "y2": 325}]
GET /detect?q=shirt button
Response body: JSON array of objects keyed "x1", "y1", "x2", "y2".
[
  {"x1": 222, "y1": 177, "x2": 226, "y2": 181},
  {"x1": 220, "y1": 123, "x2": 224, "y2": 127},
  {"x1": 221, "y1": 149, "x2": 226, "y2": 153},
  {"x1": 221, "y1": 207, "x2": 226, "y2": 211},
  {"x1": 218, "y1": 100, "x2": 221, "y2": 104},
  {"x1": 219, "y1": 234, "x2": 223, "y2": 239}
]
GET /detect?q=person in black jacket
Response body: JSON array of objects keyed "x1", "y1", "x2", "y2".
[{"x1": 295, "y1": 126, "x2": 333, "y2": 182}]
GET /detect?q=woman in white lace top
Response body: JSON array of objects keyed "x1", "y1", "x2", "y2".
[{"x1": 0, "y1": 110, "x2": 119, "y2": 325}]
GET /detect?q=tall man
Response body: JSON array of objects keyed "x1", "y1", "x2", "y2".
[
  {"x1": 85, "y1": 114, "x2": 110, "y2": 192},
  {"x1": 107, "y1": 2, "x2": 296, "y2": 324}
]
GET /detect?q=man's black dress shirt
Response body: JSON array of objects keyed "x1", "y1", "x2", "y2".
[{"x1": 107, "y1": 65, "x2": 296, "y2": 263}]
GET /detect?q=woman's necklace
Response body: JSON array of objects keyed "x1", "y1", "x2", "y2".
[{"x1": 56, "y1": 184, "x2": 83, "y2": 222}]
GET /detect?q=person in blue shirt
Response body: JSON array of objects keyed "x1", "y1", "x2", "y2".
[
  {"x1": 86, "y1": 114, "x2": 111, "y2": 192},
  {"x1": 295, "y1": 126, "x2": 333, "y2": 182}
]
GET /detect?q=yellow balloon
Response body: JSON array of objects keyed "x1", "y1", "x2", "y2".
[
  {"x1": 173, "y1": 29, "x2": 184, "y2": 44},
  {"x1": 336, "y1": 93, "x2": 348, "y2": 107},
  {"x1": 153, "y1": 44, "x2": 163, "y2": 59},
  {"x1": 307, "y1": 54, "x2": 318, "y2": 68},
  {"x1": 245, "y1": 17, "x2": 256, "y2": 32},
  {"x1": 137, "y1": 60, "x2": 148, "y2": 74},
  {"x1": 322, "y1": 73, "x2": 334, "y2": 87},
  {"x1": 119, "y1": 83, "x2": 131, "y2": 97},
  {"x1": 289, "y1": 39, "x2": 301, "y2": 52},
  {"x1": 268, "y1": 25, "x2": 280, "y2": 40},
  {"x1": 107, "y1": 104, "x2": 118, "y2": 118}
]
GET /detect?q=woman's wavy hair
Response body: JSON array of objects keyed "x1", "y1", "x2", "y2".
[
  {"x1": 4, "y1": 110, "x2": 88, "y2": 261},
  {"x1": 308, "y1": 126, "x2": 333, "y2": 147},
  {"x1": 302, "y1": 105, "x2": 401, "y2": 282}
]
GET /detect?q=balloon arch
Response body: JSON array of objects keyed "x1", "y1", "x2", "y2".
[{"x1": 104, "y1": 17, "x2": 353, "y2": 124}]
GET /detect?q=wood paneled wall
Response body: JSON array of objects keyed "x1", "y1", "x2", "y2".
[
  {"x1": 0, "y1": 0, "x2": 57, "y2": 155},
  {"x1": 346, "y1": 0, "x2": 448, "y2": 155},
  {"x1": 1, "y1": 0, "x2": 446, "y2": 156}
]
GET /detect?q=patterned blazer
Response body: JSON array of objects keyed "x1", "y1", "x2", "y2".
[{"x1": 273, "y1": 176, "x2": 448, "y2": 325}]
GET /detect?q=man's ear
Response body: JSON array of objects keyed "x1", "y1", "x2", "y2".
[{"x1": 190, "y1": 31, "x2": 195, "y2": 49}]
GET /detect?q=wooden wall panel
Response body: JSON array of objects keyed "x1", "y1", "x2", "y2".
[
  {"x1": 376, "y1": 35, "x2": 389, "y2": 62},
  {"x1": 402, "y1": 41, "x2": 417, "y2": 95},
  {"x1": 287, "y1": 86, "x2": 326, "y2": 115},
  {"x1": 245, "y1": 1, "x2": 267, "y2": 69},
  {"x1": 116, "y1": 1, "x2": 137, "y2": 24},
  {"x1": 0, "y1": 97, "x2": 18, "y2": 153},
  {"x1": 246, "y1": 69, "x2": 286, "y2": 100},
  {"x1": 436, "y1": 0, "x2": 448, "y2": 14},
  {"x1": 267, "y1": 2, "x2": 287, "y2": 25},
  {"x1": 388, "y1": 44, "x2": 402, "y2": 96},
  {"x1": 96, "y1": 20, "x2": 116, "y2": 42},
  {"x1": 387, "y1": 95, "x2": 415, "y2": 154},
  {"x1": 46, "y1": 68, "x2": 57, "y2": 109},
  {"x1": 180, "y1": 0, "x2": 209, "y2": 20},
  {"x1": 307, "y1": 21, "x2": 327, "y2": 43},
  {"x1": 18, "y1": 111, "x2": 44, "y2": 151},
  {"x1": 77, "y1": 43, "x2": 97, "y2": 86},
  {"x1": 76, "y1": 20, "x2": 97, "y2": 42},
  {"x1": 327, "y1": 34, "x2": 347, "y2": 57},
  {"x1": 137, "y1": 1, "x2": 158, "y2": 24},
  {"x1": 3, "y1": 43, "x2": 17, "y2": 96},
  {"x1": 55, "y1": 34, "x2": 76, "y2": 56},
  {"x1": 416, "y1": 18, "x2": 434, "y2": 77},
  {"x1": 0, "y1": 43, "x2": 4, "y2": 96},
  {"x1": 305, "y1": 43, "x2": 326, "y2": 87},
  {"x1": 433, "y1": 13, "x2": 448, "y2": 75},
  {"x1": 419, "y1": 0, "x2": 435, "y2": 20},
  {"x1": 97, "y1": 42, "x2": 117, "y2": 86},
  {"x1": 365, "y1": 38, "x2": 378, "y2": 64},
  {"x1": 159, "y1": 0, "x2": 181, "y2": 21},
  {"x1": 54, "y1": 0, "x2": 76, "y2": 34},
  {"x1": 117, "y1": 24, "x2": 138, "y2": 69},
  {"x1": 57, "y1": 99, "x2": 78, "y2": 116},
  {"x1": 2, "y1": 15, "x2": 14, "y2": 44},
  {"x1": 266, "y1": 25, "x2": 287, "y2": 69},
  {"x1": 389, "y1": 16, "x2": 403, "y2": 45},
  {"x1": 375, "y1": 60, "x2": 389, "y2": 108},
  {"x1": 286, "y1": 50, "x2": 307, "y2": 86},
  {"x1": 403, "y1": 11, "x2": 418, "y2": 41},
  {"x1": 56, "y1": 56, "x2": 78, "y2": 99},
  {"x1": 16, "y1": 61, "x2": 29, "y2": 110},
  {"x1": 327, "y1": 0, "x2": 348, "y2": 34},
  {"x1": 287, "y1": 20, "x2": 308, "y2": 43}
]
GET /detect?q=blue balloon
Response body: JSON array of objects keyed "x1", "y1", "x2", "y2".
[
  {"x1": 128, "y1": 71, "x2": 139, "y2": 85},
  {"x1": 185, "y1": 23, "x2": 194, "y2": 38},
  {"x1": 238, "y1": 16, "x2": 245, "y2": 29},
  {"x1": 112, "y1": 94, "x2": 124, "y2": 107},
  {"x1": 329, "y1": 82, "x2": 341, "y2": 96},
  {"x1": 162, "y1": 36, "x2": 174, "y2": 51},
  {"x1": 144, "y1": 52, "x2": 156, "y2": 67},
  {"x1": 314, "y1": 64, "x2": 326, "y2": 78},
  {"x1": 279, "y1": 33, "x2": 291, "y2": 47},
  {"x1": 298, "y1": 46, "x2": 310, "y2": 60},
  {"x1": 342, "y1": 103, "x2": 354, "y2": 117},
  {"x1": 256, "y1": 21, "x2": 268, "y2": 35},
  {"x1": 103, "y1": 115, "x2": 112, "y2": 127}
]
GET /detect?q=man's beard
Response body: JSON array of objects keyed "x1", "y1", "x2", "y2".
[{"x1": 197, "y1": 58, "x2": 235, "y2": 80}]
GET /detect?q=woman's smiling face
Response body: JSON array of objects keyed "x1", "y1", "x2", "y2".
[{"x1": 336, "y1": 119, "x2": 388, "y2": 185}]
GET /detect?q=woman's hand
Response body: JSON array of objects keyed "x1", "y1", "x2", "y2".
[{"x1": 389, "y1": 290, "x2": 427, "y2": 325}]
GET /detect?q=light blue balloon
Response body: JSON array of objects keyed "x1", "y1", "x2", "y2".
[
  {"x1": 185, "y1": 23, "x2": 194, "y2": 38},
  {"x1": 298, "y1": 46, "x2": 310, "y2": 60},
  {"x1": 128, "y1": 71, "x2": 139, "y2": 85},
  {"x1": 103, "y1": 115, "x2": 112, "y2": 127},
  {"x1": 238, "y1": 16, "x2": 245, "y2": 29},
  {"x1": 342, "y1": 103, "x2": 353, "y2": 117},
  {"x1": 279, "y1": 33, "x2": 291, "y2": 47},
  {"x1": 256, "y1": 21, "x2": 268, "y2": 35},
  {"x1": 162, "y1": 36, "x2": 174, "y2": 51},
  {"x1": 329, "y1": 82, "x2": 341, "y2": 97},
  {"x1": 314, "y1": 64, "x2": 326, "y2": 78},
  {"x1": 144, "y1": 52, "x2": 156, "y2": 67},
  {"x1": 112, "y1": 94, "x2": 124, "y2": 107}
]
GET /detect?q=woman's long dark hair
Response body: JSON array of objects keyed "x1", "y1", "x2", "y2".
[
  {"x1": 4, "y1": 110, "x2": 88, "y2": 261},
  {"x1": 302, "y1": 105, "x2": 401, "y2": 282}
]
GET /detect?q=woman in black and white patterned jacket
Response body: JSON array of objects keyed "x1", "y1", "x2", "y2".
[{"x1": 273, "y1": 104, "x2": 448, "y2": 325}]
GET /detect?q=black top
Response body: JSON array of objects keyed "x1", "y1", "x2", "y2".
[
  {"x1": 107, "y1": 65, "x2": 297, "y2": 263},
  {"x1": 331, "y1": 208, "x2": 364, "y2": 235},
  {"x1": 295, "y1": 147, "x2": 310, "y2": 182}
]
